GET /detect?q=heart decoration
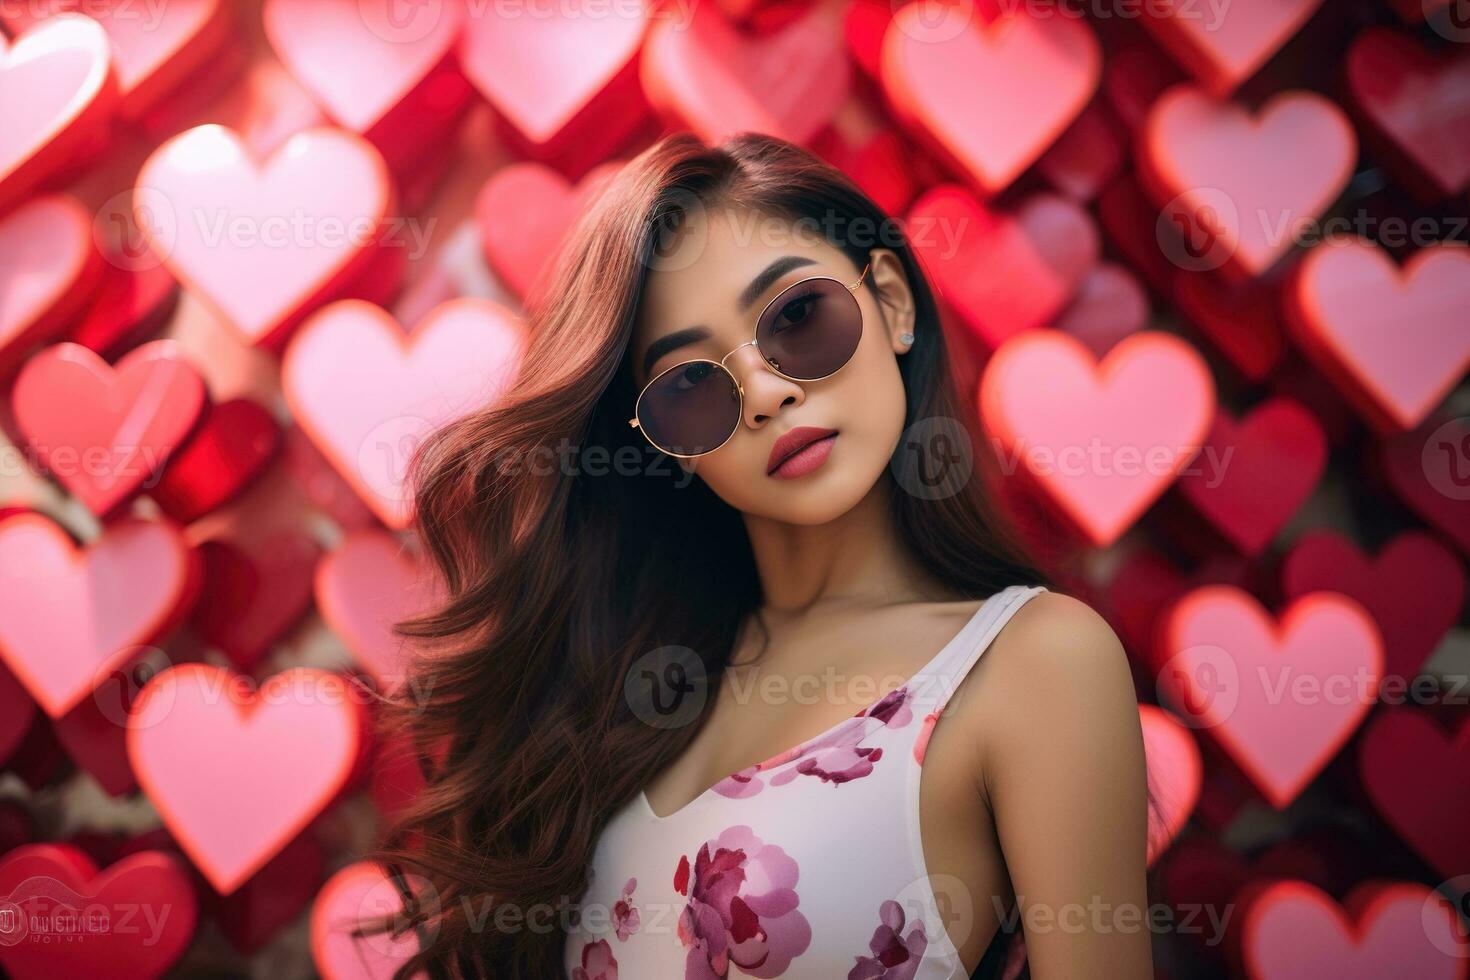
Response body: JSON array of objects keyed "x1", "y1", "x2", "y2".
[
  {"x1": 881, "y1": 1, "x2": 1100, "y2": 195},
  {"x1": 0, "y1": 843, "x2": 198, "y2": 980},
  {"x1": 0, "y1": 513, "x2": 198, "y2": 718},
  {"x1": 979, "y1": 329, "x2": 1216, "y2": 546},
  {"x1": 907, "y1": 185, "x2": 1100, "y2": 351},
  {"x1": 1171, "y1": 270, "x2": 1286, "y2": 383},
  {"x1": 149, "y1": 397, "x2": 282, "y2": 523},
  {"x1": 1139, "y1": 0, "x2": 1325, "y2": 96},
  {"x1": 1140, "y1": 704, "x2": 1201, "y2": 866},
  {"x1": 1286, "y1": 237, "x2": 1470, "y2": 433},
  {"x1": 0, "y1": 194, "x2": 103, "y2": 376},
  {"x1": 1037, "y1": 102, "x2": 1126, "y2": 203},
  {"x1": 1156, "y1": 585, "x2": 1383, "y2": 809},
  {"x1": 1052, "y1": 262, "x2": 1150, "y2": 358},
  {"x1": 126, "y1": 664, "x2": 365, "y2": 895},
  {"x1": 190, "y1": 531, "x2": 321, "y2": 671},
  {"x1": 311, "y1": 860, "x2": 423, "y2": 980},
  {"x1": 11, "y1": 339, "x2": 209, "y2": 517},
  {"x1": 281, "y1": 297, "x2": 527, "y2": 529},
  {"x1": 0, "y1": 662, "x2": 35, "y2": 766},
  {"x1": 1176, "y1": 397, "x2": 1328, "y2": 556},
  {"x1": 0, "y1": 14, "x2": 117, "y2": 213},
  {"x1": 1380, "y1": 414, "x2": 1470, "y2": 558},
  {"x1": 1139, "y1": 85, "x2": 1357, "y2": 280},
  {"x1": 210, "y1": 832, "x2": 325, "y2": 954},
  {"x1": 1239, "y1": 879, "x2": 1469, "y2": 979},
  {"x1": 134, "y1": 125, "x2": 396, "y2": 349},
  {"x1": 1359, "y1": 708, "x2": 1470, "y2": 879},
  {"x1": 67, "y1": 255, "x2": 180, "y2": 360}
]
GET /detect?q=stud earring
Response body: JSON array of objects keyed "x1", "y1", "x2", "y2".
[{"x1": 899, "y1": 332, "x2": 914, "y2": 345}]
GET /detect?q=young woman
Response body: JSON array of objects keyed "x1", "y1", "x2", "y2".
[{"x1": 372, "y1": 131, "x2": 1155, "y2": 979}]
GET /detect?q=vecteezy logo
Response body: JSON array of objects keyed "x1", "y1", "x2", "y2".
[
  {"x1": 892, "y1": 416, "x2": 974, "y2": 501},
  {"x1": 624, "y1": 645, "x2": 708, "y2": 730},
  {"x1": 1422, "y1": 417, "x2": 1470, "y2": 502}
]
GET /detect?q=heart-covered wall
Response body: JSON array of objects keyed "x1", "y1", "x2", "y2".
[{"x1": 0, "y1": 0, "x2": 1467, "y2": 977}]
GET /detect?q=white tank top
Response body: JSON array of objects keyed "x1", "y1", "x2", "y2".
[{"x1": 563, "y1": 583, "x2": 1048, "y2": 980}]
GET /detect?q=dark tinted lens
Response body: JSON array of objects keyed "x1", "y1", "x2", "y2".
[
  {"x1": 636, "y1": 360, "x2": 742, "y2": 456},
  {"x1": 756, "y1": 277, "x2": 862, "y2": 380}
]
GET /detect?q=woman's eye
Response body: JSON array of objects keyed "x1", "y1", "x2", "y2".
[{"x1": 773, "y1": 293, "x2": 819, "y2": 330}]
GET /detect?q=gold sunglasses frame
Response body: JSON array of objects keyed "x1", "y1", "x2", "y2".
[{"x1": 628, "y1": 261, "x2": 873, "y2": 459}]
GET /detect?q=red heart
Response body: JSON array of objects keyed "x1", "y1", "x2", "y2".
[
  {"x1": 0, "y1": 662, "x2": 35, "y2": 766},
  {"x1": 134, "y1": 125, "x2": 396, "y2": 348},
  {"x1": 1157, "y1": 586, "x2": 1383, "y2": 808},
  {"x1": 1052, "y1": 262, "x2": 1149, "y2": 358},
  {"x1": 1360, "y1": 709, "x2": 1470, "y2": 879},
  {"x1": 190, "y1": 531, "x2": 320, "y2": 671},
  {"x1": 882, "y1": 2, "x2": 1099, "y2": 195},
  {"x1": 150, "y1": 397, "x2": 281, "y2": 524},
  {"x1": 311, "y1": 860, "x2": 423, "y2": 980},
  {"x1": 1346, "y1": 27, "x2": 1470, "y2": 199},
  {"x1": 979, "y1": 330, "x2": 1215, "y2": 546},
  {"x1": 1139, "y1": 704, "x2": 1201, "y2": 867},
  {"x1": 281, "y1": 297, "x2": 526, "y2": 529},
  {"x1": 1380, "y1": 414, "x2": 1470, "y2": 558},
  {"x1": 1139, "y1": 0, "x2": 1324, "y2": 96},
  {"x1": 1171, "y1": 270, "x2": 1285, "y2": 383},
  {"x1": 1102, "y1": 41, "x2": 1183, "y2": 135},
  {"x1": 12, "y1": 339, "x2": 208, "y2": 517},
  {"x1": 0, "y1": 513, "x2": 198, "y2": 718},
  {"x1": 210, "y1": 831, "x2": 325, "y2": 954},
  {"x1": 1282, "y1": 531, "x2": 1465, "y2": 686},
  {"x1": 126, "y1": 664, "x2": 365, "y2": 895},
  {"x1": 0, "y1": 844, "x2": 197, "y2": 979},
  {"x1": 1240, "y1": 880, "x2": 1469, "y2": 979},
  {"x1": 1037, "y1": 101, "x2": 1126, "y2": 203},
  {"x1": 67, "y1": 255, "x2": 179, "y2": 360},
  {"x1": 475, "y1": 160, "x2": 622, "y2": 307},
  {"x1": 0, "y1": 194, "x2": 103, "y2": 376},
  {"x1": 908, "y1": 185, "x2": 1099, "y2": 351},
  {"x1": 812, "y1": 125, "x2": 922, "y2": 217},
  {"x1": 49, "y1": 657, "x2": 174, "y2": 797},
  {"x1": 1286, "y1": 237, "x2": 1470, "y2": 433},
  {"x1": 1177, "y1": 397, "x2": 1327, "y2": 556},
  {"x1": 1139, "y1": 85, "x2": 1357, "y2": 280},
  {"x1": 0, "y1": 14, "x2": 117, "y2": 213},
  {"x1": 316, "y1": 529, "x2": 444, "y2": 691},
  {"x1": 642, "y1": 0, "x2": 847, "y2": 147}
]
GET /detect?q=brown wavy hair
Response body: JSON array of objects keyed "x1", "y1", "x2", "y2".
[{"x1": 366, "y1": 130, "x2": 1061, "y2": 978}]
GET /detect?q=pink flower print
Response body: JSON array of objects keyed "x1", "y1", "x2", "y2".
[
  {"x1": 572, "y1": 938, "x2": 618, "y2": 980},
  {"x1": 858, "y1": 685, "x2": 916, "y2": 728},
  {"x1": 912, "y1": 708, "x2": 941, "y2": 765},
  {"x1": 674, "y1": 825, "x2": 812, "y2": 978},
  {"x1": 848, "y1": 900, "x2": 928, "y2": 980},
  {"x1": 613, "y1": 876, "x2": 640, "y2": 941}
]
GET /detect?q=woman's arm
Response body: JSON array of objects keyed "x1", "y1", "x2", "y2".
[{"x1": 979, "y1": 591, "x2": 1155, "y2": 979}]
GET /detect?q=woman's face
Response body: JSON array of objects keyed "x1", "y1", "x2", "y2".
[{"x1": 629, "y1": 206, "x2": 917, "y2": 524}]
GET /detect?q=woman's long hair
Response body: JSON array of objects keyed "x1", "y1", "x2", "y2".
[{"x1": 368, "y1": 130, "x2": 1061, "y2": 978}]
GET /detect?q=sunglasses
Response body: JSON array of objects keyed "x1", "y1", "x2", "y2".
[{"x1": 629, "y1": 261, "x2": 872, "y2": 458}]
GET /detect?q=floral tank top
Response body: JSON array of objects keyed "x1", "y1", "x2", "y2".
[{"x1": 563, "y1": 583, "x2": 1049, "y2": 980}]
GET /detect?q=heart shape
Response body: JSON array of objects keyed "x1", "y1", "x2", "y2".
[
  {"x1": 1240, "y1": 880, "x2": 1468, "y2": 978},
  {"x1": 1286, "y1": 237, "x2": 1470, "y2": 433},
  {"x1": 12, "y1": 339, "x2": 208, "y2": 517},
  {"x1": 0, "y1": 513, "x2": 197, "y2": 718},
  {"x1": 882, "y1": 2, "x2": 1100, "y2": 195},
  {"x1": 0, "y1": 843, "x2": 197, "y2": 979},
  {"x1": 1359, "y1": 709, "x2": 1470, "y2": 880},
  {"x1": 0, "y1": 194, "x2": 102, "y2": 376},
  {"x1": 1381, "y1": 414, "x2": 1470, "y2": 558},
  {"x1": 68, "y1": 256, "x2": 179, "y2": 360},
  {"x1": 1157, "y1": 585, "x2": 1383, "y2": 808},
  {"x1": 1283, "y1": 530, "x2": 1465, "y2": 686},
  {"x1": 1052, "y1": 262, "x2": 1149, "y2": 357},
  {"x1": 1037, "y1": 102, "x2": 1126, "y2": 203},
  {"x1": 1171, "y1": 270, "x2": 1286, "y2": 383},
  {"x1": 190, "y1": 531, "x2": 320, "y2": 671},
  {"x1": 134, "y1": 124, "x2": 395, "y2": 348},
  {"x1": 979, "y1": 329, "x2": 1216, "y2": 546},
  {"x1": 642, "y1": 0, "x2": 848, "y2": 147},
  {"x1": 126, "y1": 664, "x2": 364, "y2": 895},
  {"x1": 311, "y1": 860, "x2": 423, "y2": 980},
  {"x1": 907, "y1": 185, "x2": 1100, "y2": 351},
  {"x1": 1139, "y1": 704, "x2": 1201, "y2": 867},
  {"x1": 0, "y1": 662, "x2": 35, "y2": 767},
  {"x1": 1140, "y1": 85, "x2": 1357, "y2": 279},
  {"x1": 0, "y1": 14, "x2": 116, "y2": 212},
  {"x1": 1177, "y1": 396, "x2": 1327, "y2": 556},
  {"x1": 1139, "y1": 0, "x2": 1324, "y2": 96},
  {"x1": 210, "y1": 832, "x2": 325, "y2": 954},
  {"x1": 281, "y1": 297, "x2": 526, "y2": 529},
  {"x1": 149, "y1": 397, "x2": 281, "y2": 524},
  {"x1": 315, "y1": 529, "x2": 444, "y2": 691}
]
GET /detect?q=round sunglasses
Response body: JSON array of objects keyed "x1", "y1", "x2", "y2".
[{"x1": 629, "y1": 261, "x2": 872, "y2": 458}]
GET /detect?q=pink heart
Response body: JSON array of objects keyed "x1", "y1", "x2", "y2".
[
  {"x1": 1157, "y1": 586, "x2": 1383, "y2": 809},
  {"x1": 1139, "y1": 0, "x2": 1324, "y2": 96},
  {"x1": 311, "y1": 861, "x2": 424, "y2": 980},
  {"x1": 264, "y1": 0, "x2": 463, "y2": 134},
  {"x1": 281, "y1": 297, "x2": 526, "y2": 529},
  {"x1": 134, "y1": 125, "x2": 395, "y2": 348},
  {"x1": 11, "y1": 339, "x2": 208, "y2": 517},
  {"x1": 0, "y1": 513, "x2": 197, "y2": 718},
  {"x1": 1241, "y1": 880, "x2": 1468, "y2": 979},
  {"x1": 1052, "y1": 262, "x2": 1150, "y2": 357},
  {"x1": 1286, "y1": 237, "x2": 1470, "y2": 433},
  {"x1": 1140, "y1": 85, "x2": 1357, "y2": 279},
  {"x1": 315, "y1": 529, "x2": 444, "y2": 691},
  {"x1": 642, "y1": 0, "x2": 848, "y2": 147},
  {"x1": 0, "y1": 14, "x2": 116, "y2": 212},
  {"x1": 979, "y1": 329, "x2": 1215, "y2": 546},
  {"x1": 127, "y1": 664, "x2": 364, "y2": 895},
  {"x1": 882, "y1": 3, "x2": 1100, "y2": 195},
  {"x1": 0, "y1": 194, "x2": 102, "y2": 376}
]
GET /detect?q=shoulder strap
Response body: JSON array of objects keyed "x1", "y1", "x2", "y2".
[{"x1": 915, "y1": 584, "x2": 1048, "y2": 715}]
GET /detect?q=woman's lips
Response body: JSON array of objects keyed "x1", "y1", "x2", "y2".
[{"x1": 769, "y1": 432, "x2": 838, "y2": 479}]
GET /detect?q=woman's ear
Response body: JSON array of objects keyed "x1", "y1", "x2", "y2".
[{"x1": 865, "y1": 248, "x2": 917, "y2": 355}]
